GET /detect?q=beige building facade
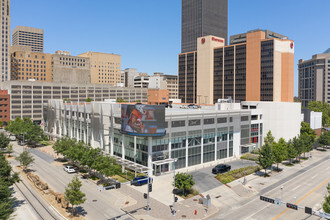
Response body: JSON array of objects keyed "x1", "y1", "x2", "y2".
[
  {"x1": 78, "y1": 52, "x2": 121, "y2": 85},
  {"x1": 12, "y1": 26, "x2": 44, "y2": 52},
  {"x1": 179, "y1": 30, "x2": 294, "y2": 104},
  {"x1": 1, "y1": 0, "x2": 10, "y2": 81},
  {"x1": 11, "y1": 47, "x2": 52, "y2": 82},
  {"x1": 52, "y1": 51, "x2": 90, "y2": 84}
]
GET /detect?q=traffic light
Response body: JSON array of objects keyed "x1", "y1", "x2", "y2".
[
  {"x1": 148, "y1": 183, "x2": 152, "y2": 192},
  {"x1": 144, "y1": 193, "x2": 147, "y2": 199},
  {"x1": 286, "y1": 203, "x2": 298, "y2": 210},
  {"x1": 175, "y1": 197, "x2": 178, "y2": 202},
  {"x1": 115, "y1": 182, "x2": 121, "y2": 189},
  {"x1": 260, "y1": 196, "x2": 274, "y2": 204},
  {"x1": 305, "y1": 207, "x2": 312, "y2": 214}
]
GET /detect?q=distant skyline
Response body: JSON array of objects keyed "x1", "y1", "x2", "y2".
[{"x1": 11, "y1": 0, "x2": 330, "y2": 96}]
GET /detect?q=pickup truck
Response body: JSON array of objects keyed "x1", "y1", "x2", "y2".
[{"x1": 64, "y1": 166, "x2": 76, "y2": 173}]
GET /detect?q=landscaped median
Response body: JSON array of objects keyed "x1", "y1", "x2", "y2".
[{"x1": 215, "y1": 165, "x2": 260, "y2": 184}]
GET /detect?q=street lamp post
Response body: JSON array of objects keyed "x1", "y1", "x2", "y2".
[{"x1": 172, "y1": 158, "x2": 178, "y2": 217}]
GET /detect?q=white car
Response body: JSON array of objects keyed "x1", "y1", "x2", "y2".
[
  {"x1": 64, "y1": 166, "x2": 76, "y2": 173},
  {"x1": 180, "y1": 105, "x2": 189, "y2": 109}
]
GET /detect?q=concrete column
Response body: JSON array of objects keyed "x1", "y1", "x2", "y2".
[
  {"x1": 148, "y1": 136, "x2": 153, "y2": 176},
  {"x1": 214, "y1": 134, "x2": 218, "y2": 161},
  {"x1": 122, "y1": 134, "x2": 125, "y2": 173},
  {"x1": 185, "y1": 137, "x2": 188, "y2": 168}
]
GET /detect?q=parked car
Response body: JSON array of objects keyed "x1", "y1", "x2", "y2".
[
  {"x1": 18, "y1": 140, "x2": 25, "y2": 146},
  {"x1": 64, "y1": 166, "x2": 76, "y2": 173},
  {"x1": 131, "y1": 176, "x2": 153, "y2": 186},
  {"x1": 9, "y1": 135, "x2": 16, "y2": 141},
  {"x1": 212, "y1": 164, "x2": 231, "y2": 174},
  {"x1": 188, "y1": 104, "x2": 201, "y2": 109},
  {"x1": 180, "y1": 105, "x2": 189, "y2": 109}
]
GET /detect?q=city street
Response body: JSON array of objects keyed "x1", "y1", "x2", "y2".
[
  {"x1": 10, "y1": 141, "x2": 130, "y2": 220},
  {"x1": 212, "y1": 150, "x2": 330, "y2": 220}
]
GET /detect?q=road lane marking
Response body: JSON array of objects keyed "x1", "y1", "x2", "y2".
[{"x1": 272, "y1": 178, "x2": 330, "y2": 220}]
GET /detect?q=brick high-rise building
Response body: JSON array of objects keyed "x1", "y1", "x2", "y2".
[
  {"x1": 11, "y1": 46, "x2": 52, "y2": 82},
  {"x1": 181, "y1": 0, "x2": 228, "y2": 53},
  {"x1": 0, "y1": 0, "x2": 10, "y2": 81},
  {"x1": 179, "y1": 30, "x2": 294, "y2": 104},
  {"x1": 12, "y1": 26, "x2": 44, "y2": 52}
]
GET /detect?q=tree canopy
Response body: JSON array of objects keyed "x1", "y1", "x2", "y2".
[
  {"x1": 15, "y1": 151, "x2": 35, "y2": 172},
  {"x1": 84, "y1": 97, "x2": 93, "y2": 102},
  {"x1": 0, "y1": 133, "x2": 10, "y2": 150},
  {"x1": 53, "y1": 138, "x2": 122, "y2": 179},
  {"x1": 318, "y1": 132, "x2": 330, "y2": 147},
  {"x1": 5, "y1": 117, "x2": 45, "y2": 145},
  {"x1": 65, "y1": 175, "x2": 86, "y2": 216},
  {"x1": 273, "y1": 138, "x2": 287, "y2": 170},
  {"x1": 0, "y1": 155, "x2": 19, "y2": 219},
  {"x1": 175, "y1": 173, "x2": 195, "y2": 196},
  {"x1": 257, "y1": 142, "x2": 274, "y2": 175},
  {"x1": 323, "y1": 183, "x2": 330, "y2": 213}
]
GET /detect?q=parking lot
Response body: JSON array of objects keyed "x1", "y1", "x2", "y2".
[{"x1": 190, "y1": 159, "x2": 257, "y2": 193}]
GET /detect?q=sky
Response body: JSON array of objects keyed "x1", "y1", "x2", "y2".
[{"x1": 11, "y1": 0, "x2": 330, "y2": 96}]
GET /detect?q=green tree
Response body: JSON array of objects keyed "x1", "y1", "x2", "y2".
[
  {"x1": 300, "y1": 133, "x2": 314, "y2": 157},
  {"x1": 257, "y1": 143, "x2": 274, "y2": 175},
  {"x1": 264, "y1": 131, "x2": 275, "y2": 145},
  {"x1": 300, "y1": 121, "x2": 316, "y2": 143},
  {"x1": 63, "y1": 98, "x2": 71, "y2": 102},
  {"x1": 65, "y1": 175, "x2": 86, "y2": 216},
  {"x1": 287, "y1": 140, "x2": 297, "y2": 164},
  {"x1": 273, "y1": 138, "x2": 287, "y2": 170},
  {"x1": 6, "y1": 144, "x2": 13, "y2": 157},
  {"x1": 0, "y1": 132, "x2": 10, "y2": 151},
  {"x1": 292, "y1": 136, "x2": 304, "y2": 161},
  {"x1": 53, "y1": 137, "x2": 76, "y2": 156},
  {"x1": 81, "y1": 147, "x2": 101, "y2": 173},
  {"x1": 308, "y1": 101, "x2": 330, "y2": 127},
  {"x1": 25, "y1": 124, "x2": 44, "y2": 145},
  {"x1": 0, "y1": 155, "x2": 19, "y2": 220},
  {"x1": 175, "y1": 173, "x2": 195, "y2": 196},
  {"x1": 323, "y1": 183, "x2": 330, "y2": 213},
  {"x1": 116, "y1": 98, "x2": 127, "y2": 103},
  {"x1": 84, "y1": 97, "x2": 93, "y2": 102},
  {"x1": 318, "y1": 132, "x2": 330, "y2": 148},
  {"x1": 15, "y1": 151, "x2": 35, "y2": 172},
  {"x1": 0, "y1": 119, "x2": 3, "y2": 128}
]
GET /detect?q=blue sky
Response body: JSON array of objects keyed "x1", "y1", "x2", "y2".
[{"x1": 11, "y1": 0, "x2": 330, "y2": 96}]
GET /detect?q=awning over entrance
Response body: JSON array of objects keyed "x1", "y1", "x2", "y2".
[
  {"x1": 112, "y1": 155, "x2": 150, "y2": 173},
  {"x1": 152, "y1": 158, "x2": 177, "y2": 166}
]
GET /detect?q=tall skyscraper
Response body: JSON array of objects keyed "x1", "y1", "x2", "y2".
[
  {"x1": 298, "y1": 49, "x2": 330, "y2": 107},
  {"x1": 0, "y1": 0, "x2": 10, "y2": 81},
  {"x1": 179, "y1": 30, "x2": 294, "y2": 104},
  {"x1": 181, "y1": 0, "x2": 228, "y2": 53},
  {"x1": 12, "y1": 26, "x2": 44, "y2": 52}
]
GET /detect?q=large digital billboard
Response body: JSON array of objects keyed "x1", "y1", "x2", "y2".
[{"x1": 121, "y1": 104, "x2": 166, "y2": 136}]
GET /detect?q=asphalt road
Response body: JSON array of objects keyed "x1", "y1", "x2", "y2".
[
  {"x1": 11, "y1": 141, "x2": 129, "y2": 220},
  {"x1": 190, "y1": 159, "x2": 257, "y2": 193},
  {"x1": 214, "y1": 154, "x2": 330, "y2": 220}
]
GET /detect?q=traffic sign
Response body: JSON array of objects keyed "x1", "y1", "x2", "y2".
[
  {"x1": 305, "y1": 207, "x2": 312, "y2": 215},
  {"x1": 274, "y1": 198, "x2": 281, "y2": 206}
]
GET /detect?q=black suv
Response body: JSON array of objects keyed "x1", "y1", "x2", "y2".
[{"x1": 212, "y1": 164, "x2": 231, "y2": 174}]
